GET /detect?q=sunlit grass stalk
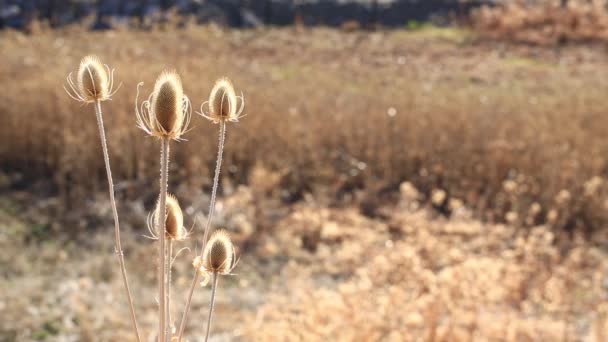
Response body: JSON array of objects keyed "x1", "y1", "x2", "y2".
[
  {"x1": 177, "y1": 121, "x2": 226, "y2": 341},
  {"x1": 94, "y1": 100, "x2": 142, "y2": 342}
]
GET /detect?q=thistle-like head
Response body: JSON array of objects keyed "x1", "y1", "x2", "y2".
[
  {"x1": 147, "y1": 194, "x2": 188, "y2": 241},
  {"x1": 193, "y1": 229, "x2": 237, "y2": 275},
  {"x1": 136, "y1": 70, "x2": 191, "y2": 140},
  {"x1": 199, "y1": 77, "x2": 245, "y2": 124},
  {"x1": 65, "y1": 55, "x2": 120, "y2": 103}
]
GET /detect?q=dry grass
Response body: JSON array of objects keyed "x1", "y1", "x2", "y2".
[
  {"x1": 2, "y1": 25, "x2": 608, "y2": 235},
  {"x1": 2, "y1": 22, "x2": 608, "y2": 342},
  {"x1": 472, "y1": 0, "x2": 608, "y2": 45},
  {"x1": 2, "y1": 184, "x2": 607, "y2": 341},
  {"x1": 245, "y1": 192, "x2": 608, "y2": 341}
]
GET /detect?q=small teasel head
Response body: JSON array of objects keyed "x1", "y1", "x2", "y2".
[
  {"x1": 193, "y1": 229, "x2": 237, "y2": 276},
  {"x1": 199, "y1": 77, "x2": 245, "y2": 124},
  {"x1": 64, "y1": 55, "x2": 120, "y2": 103},
  {"x1": 136, "y1": 70, "x2": 191, "y2": 140},
  {"x1": 147, "y1": 194, "x2": 188, "y2": 241}
]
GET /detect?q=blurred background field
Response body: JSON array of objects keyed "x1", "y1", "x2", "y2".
[{"x1": 2, "y1": 1, "x2": 608, "y2": 341}]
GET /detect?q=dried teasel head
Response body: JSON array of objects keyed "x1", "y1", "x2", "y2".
[
  {"x1": 147, "y1": 194, "x2": 188, "y2": 241},
  {"x1": 199, "y1": 77, "x2": 245, "y2": 123},
  {"x1": 193, "y1": 229, "x2": 237, "y2": 276},
  {"x1": 65, "y1": 55, "x2": 120, "y2": 103},
  {"x1": 136, "y1": 70, "x2": 191, "y2": 140}
]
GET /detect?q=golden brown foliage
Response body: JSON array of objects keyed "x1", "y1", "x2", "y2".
[
  {"x1": 1, "y1": 184, "x2": 607, "y2": 340},
  {"x1": 472, "y1": 0, "x2": 608, "y2": 45},
  {"x1": 243, "y1": 192, "x2": 608, "y2": 341},
  {"x1": 2, "y1": 26, "x2": 608, "y2": 234}
]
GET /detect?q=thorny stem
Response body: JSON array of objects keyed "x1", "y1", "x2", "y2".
[
  {"x1": 167, "y1": 241, "x2": 173, "y2": 338},
  {"x1": 204, "y1": 273, "x2": 220, "y2": 342},
  {"x1": 159, "y1": 139, "x2": 170, "y2": 342},
  {"x1": 177, "y1": 121, "x2": 227, "y2": 341},
  {"x1": 94, "y1": 100, "x2": 142, "y2": 342}
]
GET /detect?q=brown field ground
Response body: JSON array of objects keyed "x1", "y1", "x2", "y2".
[{"x1": 1, "y1": 25, "x2": 608, "y2": 341}]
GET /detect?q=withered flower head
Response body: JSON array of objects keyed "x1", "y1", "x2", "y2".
[
  {"x1": 136, "y1": 70, "x2": 191, "y2": 140},
  {"x1": 147, "y1": 194, "x2": 188, "y2": 241},
  {"x1": 199, "y1": 77, "x2": 244, "y2": 124},
  {"x1": 65, "y1": 55, "x2": 120, "y2": 103},
  {"x1": 193, "y1": 229, "x2": 237, "y2": 275}
]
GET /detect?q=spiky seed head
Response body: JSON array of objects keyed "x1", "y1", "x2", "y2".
[
  {"x1": 77, "y1": 55, "x2": 109, "y2": 102},
  {"x1": 154, "y1": 194, "x2": 187, "y2": 241},
  {"x1": 200, "y1": 229, "x2": 236, "y2": 275},
  {"x1": 203, "y1": 78, "x2": 244, "y2": 123},
  {"x1": 148, "y1": 71, "x2": 188, "y2": 138}
]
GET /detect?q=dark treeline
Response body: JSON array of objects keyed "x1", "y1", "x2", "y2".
[{"x1": 0, "y1": 0, "x2": 491, "y2": 30}]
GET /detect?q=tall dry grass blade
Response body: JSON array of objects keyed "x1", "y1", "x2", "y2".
[
  {"x1": 94, "y1": 100, "x2": 142, "y2": 342},
  {"x1": 176, "y1": 121, "x2": 227, "y2": 341}
]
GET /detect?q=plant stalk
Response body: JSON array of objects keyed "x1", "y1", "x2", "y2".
[
  {"x1": 94, "y1": 100, "x2": 142, "y2": 342},
  {"x1": 167, "y1": 240, "x2": 173, "y2": 339},
  {"x1": 176, "y1": 121, "x2": 226, "y2": 341},
  {"x1": 158, "y1": 138, "x2": 170, "y2": 342},
  {"x1": 204, "y1": 273, "x2": 220, "y2": 342}
]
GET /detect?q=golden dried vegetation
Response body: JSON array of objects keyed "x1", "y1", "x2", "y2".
[
  {"x1": 472, "y1": 0, "x2": 608, "y2": 45},
  {"x1": 2, "y1": 26, "x2": 608, "y2": 234},
  {"x1": 3, "y1": 24, "x2": 608, "y2": 341}
]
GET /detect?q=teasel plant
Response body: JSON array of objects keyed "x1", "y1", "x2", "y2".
[
  {"x1": 192, "y1": 230, "x2": 238, "y2": 341},
  {"x1": 146, "y1": 194, "x2": 191, "y2": 337},
  {"x1": 176, "y1": 78, "x2": 245, "y2": 342},
  {"x1": 136, "y1": 70, "x2": 191, "y2": 341},
  {"x1": 64, "y1": 56, "x2": 142, "y2": 342}
]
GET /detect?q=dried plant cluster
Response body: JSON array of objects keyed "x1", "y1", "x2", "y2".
[
  {"x1": 2, "y1": 27, "x2": 608, "y2": 237},
  {"x1": 241, "y1": 185, "x2": 608, "y2": 341},
  {"x1": 64, "y1": 55, "x2": 244, "y2": 342},
  {"x1": 472, "y1": 0, "x2": 608, "y2": 45},
  {"x1": 2, "y1": 183, "x2": 608, "y2": 340},
  {"x1": 4, "y1": 26, "x2": 608, "y2": 342}
]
